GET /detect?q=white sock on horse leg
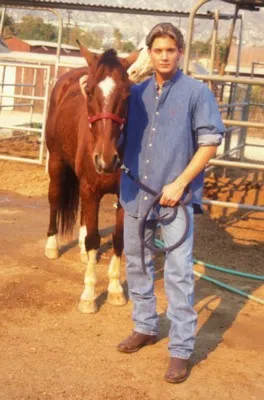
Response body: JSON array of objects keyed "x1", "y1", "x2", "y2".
[
  {"x1": 107, "y1": 254, "x2": 126, "y2": 306},
  {"x1": 78, "y1": 249, "x2": 98, "y2": 313},
  {"x1": 45, "y1": 234, "x2": 59, "y2": 259}
]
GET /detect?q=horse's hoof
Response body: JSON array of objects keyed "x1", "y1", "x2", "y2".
[
  {"x1": 45, "y1": 248, "x2": 59, "y2": 259},
  {"x1": 107, "y1": 292, "x2": 127, "y2": 306},
  {"x1": 80, "y1": 252, "x2": 88, "y2": 264},
  {"x1": 78, "y1": 300, "x2": 98, "y2": 314}
]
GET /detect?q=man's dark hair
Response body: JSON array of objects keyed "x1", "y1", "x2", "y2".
[{"x1": 146, "y1": 22, "x2": 184, "y2": 50}]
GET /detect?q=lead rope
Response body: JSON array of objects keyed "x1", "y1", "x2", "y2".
[{"x1": 120, "y1": 164, "x2": 192, "y2": 273}]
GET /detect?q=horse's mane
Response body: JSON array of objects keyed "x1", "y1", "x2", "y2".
[{"x1": 98, "y1": 49, "x2": 120, "y2": 68}]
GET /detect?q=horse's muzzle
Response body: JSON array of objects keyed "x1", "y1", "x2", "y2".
[{"x1": 94, "y1": 153, "x2": 120, "y2": 174}]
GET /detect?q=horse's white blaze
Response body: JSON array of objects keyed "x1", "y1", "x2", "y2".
[
  {"x1": 79, "y1": 225, "x2": 87, "y2": 247},
  {"x1": 98, "y1": 76, "x2": 116, "y2": 105},
  {"x1": 107, "y1": 254, "x2": 123, "y2": 293},
  {"x1": 80, "y1": 249, "x2": 97, "y2": 301},
  {"x1": 46, "y1": 234, "x2": 58, "y2": 249}
]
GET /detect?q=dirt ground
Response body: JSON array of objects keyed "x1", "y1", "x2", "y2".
[{"x1": 0, "y1": 159, "x2": 264, "y2": 400}]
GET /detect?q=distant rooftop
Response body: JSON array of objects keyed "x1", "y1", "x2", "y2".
[
  {"x1": 228, "y1": 45, "x2": 264, "y2": 69},
  {"x1": 0, "y1": 40, "x2": 11, "y2": 53},
  {"x1": 0, "y1": 49, "x2": 87, "y2": 66},
  {"x1": 24, "y1": 39, "x2": 79, "y2": 50},
  {"x1": 0, "y1": 45, "x2": 130, "y2": 66},
  {"x1": 5, "y1": 0, "x2": 264, "y2": 7},
  {"x1": 3, "y1": 0, "x2": 244, "y2": 19},
  {"x1": 222, "y1": 0, "x2": 264, "y2": 8}
]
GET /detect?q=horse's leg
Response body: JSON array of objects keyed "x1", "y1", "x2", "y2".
[
  {"x1": 45, "y1": 154, "x2": 64, "y2": 259},
  {"x1": 107, "y1": 204, "x2": 126, "y2": 306},
  {"x1": 78, "y1": 188, "x2": 101, "y2": 314},
  {"x1": 78, "y1": 200, "x2": 88, "y2": 263}
]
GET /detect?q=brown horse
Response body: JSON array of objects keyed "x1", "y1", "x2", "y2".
[{"x1": 45, "y1": 44, "x2": 139, "y2": 313}]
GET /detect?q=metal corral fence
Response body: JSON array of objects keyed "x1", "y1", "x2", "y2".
[
  {"x1": 0, "y1": 62, "x2": 50, "y2": 164},
  {"x1": 0, "y1": 0, "x2": 263, "y2": 213},
  {"x1": 183, "y1": 0, "x2": 264, "y2": 213}
]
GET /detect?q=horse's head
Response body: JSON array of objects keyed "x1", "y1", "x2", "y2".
[
  {"x1": 79, "y1": 43, "x2": 139, "y2": 173},
  {"x1": 127, "y1": 46, "x2": 153, "y2": 83}
]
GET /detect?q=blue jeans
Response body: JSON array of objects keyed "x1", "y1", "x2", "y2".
[{"x1": 124, "y1": 205, "x2": 197, "y2": 359}]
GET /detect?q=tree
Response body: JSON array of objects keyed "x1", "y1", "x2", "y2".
[
  {"x1": 0, "y1": 12, "x2": 16, "y2": 37},
  {"x1": 113, "y1": 28, "x2": 122, "y2": 50},
  {"x1": 15, "y1": 16, "x2": 57, "y2": 41},
  {"x1": 65, "y1": 26, "x2": 103, "y2": 49},
  {"x1": 191, "y1": 38, "x2": 229, "y2": 72},
  {"x1": 217, "y1": 38, "x2": 229, "y2": 64},
  {"x1": 191, "y1": 40, "x2": 210, "y2": 58},
  {"x1": 122, "y1": 40, "x2": 136, "y2": 53}
]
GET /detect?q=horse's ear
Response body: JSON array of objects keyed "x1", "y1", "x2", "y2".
[
  {"x1": 76, "y1": 39, "x2": 98, "y2": 66},
  {"x1": 79, "y1": 75, "x2": 88, "y2": 99},
  {"x1": 119, "y1": 50, "x2": 141, "y2": 70}
]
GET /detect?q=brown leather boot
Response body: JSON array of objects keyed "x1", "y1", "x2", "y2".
[
  {"x1": 117, "y1": 331, "x2": 157, "y2": 353},
  {"x1": 164, "y1": 357, "x2": 189, "y2": 383}
]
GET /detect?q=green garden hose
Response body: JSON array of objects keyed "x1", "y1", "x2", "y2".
[{"x1": 154, "y1": 239, "x2": 264, "y2": 305}]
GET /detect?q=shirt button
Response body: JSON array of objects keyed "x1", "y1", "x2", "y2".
[
  {"x1": 149, "y1": 143, "x2": 152, "y2": 147},
  {"x1": 152, "y1": 128, "x2": 156, "y2": 131},
  {"x1": 144, "y1": 196, "x2": 148, "y2": 200},
  {"x1": 155, "y1": 96, "x2": 159, "y2": 100},
  {"x1": 146, "y1": 160, "x2": 149, "y2": 163},
  {"x1": 156, "y1": 111, "x2": 159, "y2": 115},
  {"x1": 144, "y1": 176, "x2": 148, "y2": 179}
]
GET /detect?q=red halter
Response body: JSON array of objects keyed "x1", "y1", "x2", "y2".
[{"x1": 88, "y1": 112, "x2": 126, "y2": 129}]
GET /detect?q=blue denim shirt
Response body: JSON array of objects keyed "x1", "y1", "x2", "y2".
[{"x1": 120, "y1": 70, "x2": 225, "y2": 217}]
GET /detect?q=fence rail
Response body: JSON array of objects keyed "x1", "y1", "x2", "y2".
[{"x1": 0, "y1": 62, "x2": 50, "y2": 165}]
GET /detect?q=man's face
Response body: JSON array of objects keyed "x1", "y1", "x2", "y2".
[{"x1": 148, "y1": 36, "x2": 183, "y2": 78}]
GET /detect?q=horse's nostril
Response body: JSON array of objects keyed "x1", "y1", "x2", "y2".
[{"x1": 94, "y1": 153, "x2": 119, "y2": 173}]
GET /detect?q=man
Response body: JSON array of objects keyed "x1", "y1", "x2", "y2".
[{"x1": 117, "y1": 23, "x2": 225, "y2": 383}]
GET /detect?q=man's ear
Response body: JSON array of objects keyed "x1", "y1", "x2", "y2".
[
  {"x1": 178, "y1": 50, "x2": 184, "y2": 70},
  {"x1": 76, "y1": 39, "x2": 99, "y2": 66},
  {"x1": 119, "y1": 50, "x2": 141, "y2": 70}
]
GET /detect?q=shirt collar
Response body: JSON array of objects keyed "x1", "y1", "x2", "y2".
[{"x1": 152, "y1": 68, "x2": 182, "y2": 90}]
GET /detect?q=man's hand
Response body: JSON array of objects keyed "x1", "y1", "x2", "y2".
[
  {"x1": 159, "y1": 179, "x2": 186, "y2": 207},
  {"x1": 159, "y1": 145, "x2": 218, "y2": 207}
]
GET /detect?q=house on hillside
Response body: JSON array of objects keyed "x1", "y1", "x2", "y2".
[
  {"x1": 196, "y1": 44, "x2": 264, "y2": 77},
  {"x1": 226, "y1": 45, "x2": 264, "y2": 77},
  {"x1": 0, "y1": 38, "x2": 86, "y2": 112},
  {"x1": 195, "y1": 44, "x2": 264, "y2": 102}
]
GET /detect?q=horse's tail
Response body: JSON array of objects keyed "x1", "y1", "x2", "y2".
[{"x1": 57, "y1": 164, "x2": 80, "y2": 235}]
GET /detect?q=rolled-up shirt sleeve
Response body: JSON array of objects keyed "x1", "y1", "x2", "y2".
[{"x1": 192, "y1": 84, "x2": 226, "y2": 146}]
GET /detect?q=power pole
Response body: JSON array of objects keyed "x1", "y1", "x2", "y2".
[
  {"x1": 66, "y1": 10, "x2": 72, "y2": 44},
  {"x1": 0, "y1": 6, "x2": 6, "y2": 40}
]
